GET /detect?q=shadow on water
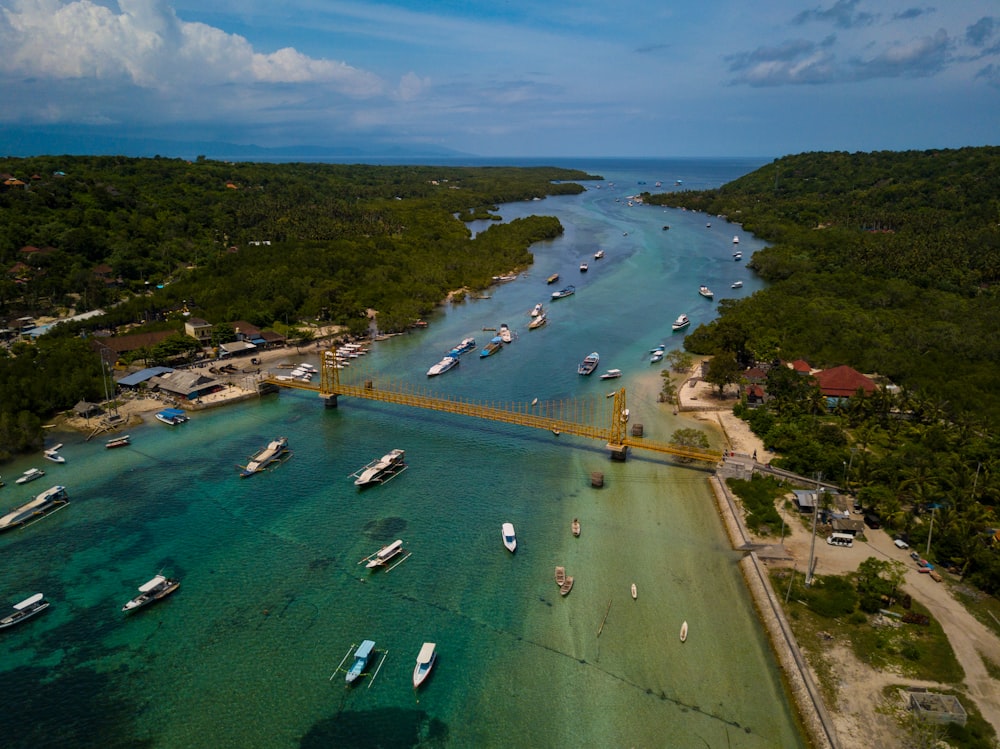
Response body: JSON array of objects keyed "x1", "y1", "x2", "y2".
[
  {"x1": 301, "y1": 707, "x2": 448, "y2": 749},
  {"x1": 362, "y1": 516, "x2": 407, "y2": 538}
]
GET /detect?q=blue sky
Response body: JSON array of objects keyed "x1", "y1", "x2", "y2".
[{"x1": 1, "y1": 0, "x2": 998, "y2": 157}]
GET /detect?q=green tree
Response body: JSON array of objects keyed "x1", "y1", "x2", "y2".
[{"x1": 703, "y1": 351, "x2": 741, "y2": 396}]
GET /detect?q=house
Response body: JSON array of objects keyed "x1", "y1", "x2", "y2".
[
  {"x1": 228, "y1": 321, "x2": 285, "y2": 349},
  {"x1": 184, "y1": 317, "x2": 213, "y2": 345},
  {"x1": 116, "y1": 367, "x2": 175, "y2": 389},
  {"x1": 219, "y1": 340, "x2": 257, "y2": 358},
  {"x1": 814, "y1": 365, "x2": 877, "y2": 404},
  {"x1": 792, "y1": 489, "x2": 823, "y2": 513},
  {"x1": 146, "y1": 370, "x2": 224, "y2": 400},
  {"x1": 90, "y1": 330, "x2": 176, "y2": 358},
  {"x1": 745, "y1": 383, "x2": 767, "y2": 407},
  {"x1": 830, "y1": 518, "x2": 866, "y2": 536},
  {"x1": 73, "y1": 401, "x2": 103, "y2": 418},
  {"x1": 789, "y1": 359, "x2": 813, "y2": 375}
]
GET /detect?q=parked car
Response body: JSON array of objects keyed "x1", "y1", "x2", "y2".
[
  {"x1": 910, "y1": 551, "x2": 921, "y2": 561},
  {"x1": 894, "y1": 538, "x2": 909, "y2": 549}
]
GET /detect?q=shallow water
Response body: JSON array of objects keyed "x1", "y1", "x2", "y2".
[{"x1": 0, "y1": 158, "x2": 806, "y2": 748}]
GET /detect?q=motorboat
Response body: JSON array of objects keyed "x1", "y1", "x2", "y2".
[
  {"x1": 366, "y1": 539, "x2": 405, "y2": 569},
  {"x1": 650, "y1": 345, "x2": 665, "y2": 363},
  {"x1": 479, "y1": 336, "x2": 503, "y2": 358},
  {"x1": 353, "y1": 449, "x2": 406, "y2": 487},
  {"x1": 731, "y1": 280, "x2": 744, "y2": 289},
  {"x1": 599, "y1": 369, "x2": 622, "y2": 380},
  {"x1": 413, "y1": 642, "x2": 437, "y2": 688},
  {"x1": 499, "y1": 324, "x2": 513, "y2": 343},
  {"x1": 631, "y1": 584, "x2": 637, "y2": 600},
  {"x1": 672, "y1": 314, "x2": 691, "y2": 331},
  {"x1": 427, "y1": 354, "x2": 459, "y2": 377},
  {"x1": 0, "y1": 593, "x2": 50, "y2": 629},
  {"x1": 732, "y1": 235, "x2": 739, "y2": 244},
  {"x1": 15, "y1": 467, "x2": 45, "y2": 485},
  {"x1": 502, "y1": 522, "x2": 517, "y2": 553},
  {"x1": 577, "y1": 351, "x2": 600, "y2": 376},
  {"x1": 450, "y1": 337, "x2": 477, "y2": 356},
  {"x1": 699, "y1": 285, "x2": 714, "y2": 299},
  {"x1": 593, "y1": 250, "x2": 604, "y2": 259},
  {"x1": 680, "y1": 620, "x2": 689, "y2": 642},
  {"x1": 555, "y1": 566, "x2": 566, "y2": 586},
  {"x1": 346, "y1": 640, "x2": 375, "y2": 684},
  {"x1": 572, "y1": 518, "x2": 580, "y2": 537},
  {"x1": 106, "y1": 435, "x2": 131, "y2": 449},
  {"x1": 492, "y1": 274, "x2": 517, "y2": 283},
  {"x1": 579, "y1": 262, "x2": 588, "y2": 272},
  {"x1": 155, "y1": 408, "x2": 188, "y2": 425},
  {"x1": 122, "y1": 574, "x2": 180, "y2": 613},
  {"x1": 44, "y1": 444, "x2": 66, "y2": 463},
  {"x1": 560, "y1": 575, "x2": 574, "y2": 596},
  {"x1": 528, "y1": 314, "x2": 547, "y2": 330},
  {"x1": 733, "y1": 251, "x2": 742, "y2": 261},
  {"x1": 0, "y1": 485, "x2": 69, "y2": 533},
  {"x1": 530, "y1": 303, "x2": 543, "y2": 317},
  {"x1": 551, "y1": 285, "x2": 575, "y2": 299},
  {"x1": 546, "y1": 273, "x2": 559, "y2": 284},
  {"x1": 239, "y1": 437, "x2": 290, "y2": 477}
]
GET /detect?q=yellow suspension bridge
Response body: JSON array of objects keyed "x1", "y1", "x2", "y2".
[{"x1": 263, "y1": 349, "x2": 722, "y2": 464}]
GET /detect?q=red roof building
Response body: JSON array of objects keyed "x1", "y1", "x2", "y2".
[{"x1": 814, "y1": 365, "x2": 877, "y2": 399}]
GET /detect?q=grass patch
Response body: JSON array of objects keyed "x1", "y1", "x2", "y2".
[
  {"x1": 727, "y1": 474, "x2": 787, "y2": 536},
  {"x1": 950, "y1": 583, "x2": 1000, "y2": 640}
]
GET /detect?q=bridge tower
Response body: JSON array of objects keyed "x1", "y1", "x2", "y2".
[{"x1": 606, "y1": 387, "x2": 629, "y2": 461}]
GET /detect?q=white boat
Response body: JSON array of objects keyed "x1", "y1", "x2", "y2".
[
  {"x1": 427, "y1": 354, "x2": 459, "y2": 377},
  {"x1": 732, "y1": 235, "x2": 739, "y2": 244},
  {"x1": 15, "y1": 468, "x2": 45, "y2": 485},
  {"x1": 579, "y1": 262, "x2": 588, "y2": 272},
  {"x1": 572, "y1": 518, "x2": 580, "y2": 537},
  {"x1": 353, "y1": 449, "x2": 406, "y2": 487},
  {"x1": 530, "y1": 303, "x2": 543, "y2": 317},
  {"x1": 733, "y1": 251, "x2": 742, "y2": 261},
  {"x1": 239, "y1": 437, "x2": 290, "y2": 477},
  {"x1": 499, "y1": 323, "x2": 513, "y2": 343},
  {"x1": 551, "y1": 285, "x2": 575, "y2": 299},
  {"x1": 451, "y1": 337, "x2": 477, "y2": 356},
  {"x1": 577, "y1": 351, "x2": 600, "y2": 376},
  {"x1": 731, "y1": 280, "x2": 743, "y2": 289},
  {"x1": 672, "y1": 314, "x2": 690, "y2": 331},
  {"x1": 106, "y1": 435, "x2": 131, "y2": 449},
  {"x1": 122, "y1": 574, "x2": 180, "y2": 613},
  {"x1": 44, "y1": 444, "x2": 65, "y2": 463},
  {"x1": 593, "y1": 250, "x2": 604, "y2": 259},
  {"x1": 0, "y1": 593, "x2": 50, "y2": 629},
  {"x1": 346, "y1": 640, "x2": 375, "y2": 684},
  {"x1": 502, "y1": 522, "x2": 517, "y2": 552},
  {"x1": 0, "y1": 485, "x2": 69, "y2": 533},
  {"x1": 650, "y1": 345, "x2": 665, "y2": 364},
  {"x1": 155, "y1": 408, "x2": 188, "y2": 425},
  {"x1": 528, "y1": 314, "x2": 547, "y2": 330},
  {"x1": 680, "y1": 620, "x2": 688, "y2": 642},
  {"x1": 599, "y1": 369, "x2": 622, "y2": 380},
  {"x1": 631, "y1": 583, "x2": 637, "y2": 600},
  {"x1": 699, "y1": 285, "x2": 714, "y2": 299},
  {"x1": 413, "y1": 642, "x2": 437, "y2": 688},
  {"x1": 366, "y1": 539, "x2": 404, "y2": 568}
]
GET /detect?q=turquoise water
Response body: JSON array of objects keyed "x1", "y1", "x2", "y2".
[{"x1": 1, "y1": 158, "x2": 807, "y2": 748}]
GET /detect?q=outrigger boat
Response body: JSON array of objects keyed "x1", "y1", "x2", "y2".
[
  {"x1": 44, "y1": 444, "x2": 66, "y2": 463},
  {"x1": 0, "y1": 593, "x2": 50, "y2": 629},
  {"x1": 413, "y1": 642, "x2": 437, "y2": 688},
  {"x1": 15, "y1": 468, "x2": 45, "y2": 485},
  {"x1": 239, "y1": 437, "x2": 290, "y2": 477},
  {"x1": 106, "y1": 435, "x2": 131, "y2": 449},
  {"x1": 122, "y1": 574, "x2": 180, "y2": 613},
  {"x1": 365, "y1": 539, "x2": 406, "y2": 569},
  {"x1": 352, "y1": 449, "x2": 407, "y2": 487},
  {"x1": 346, "y1": 640, "x2": 375, "y2": 684},
  {"x1": 0, "y1": 485, "x2": 69, "y2": 532}
]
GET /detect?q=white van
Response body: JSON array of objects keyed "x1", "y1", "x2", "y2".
[{"x1": 826, "y1": 532, "x2": 854, "y2": 547}]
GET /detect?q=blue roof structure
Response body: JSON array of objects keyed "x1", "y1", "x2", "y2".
[{"x1": 117, "y1": 367, "x2": 174, "y2": 387}]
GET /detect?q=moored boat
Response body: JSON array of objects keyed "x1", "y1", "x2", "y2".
[
  {"x1": 427, "y1": 354, "x2": 460, "y2": 377},
  {"x1": 572, "y1": 518, "x2": 580, "y2": 537},
  {"x1": 551, "y1": 285, "x2": 575, "y2": 299},
  {"x1": 680, "y1": 620, "x2": 689, "y2": 642},
  {"x1": 577, "y1": 351, "x2": 600, "y2": 376},
  {"x1": 155, "y1": 408, "x2": 188, "y2": 425},
  {"x1": 593, "y1": 249, "x2": 605, "y2": 259},
  {"x1": 732, "y1": 235, "x2": 739, "y2": 244},
  {"x1": 528, "y1": 314, "x2": 547, "y2": 330},
  {"x1": 579, "y1": 262, "x2": 588, "y2": 272},
  {"x1": 555, "y1": 566, "x2": 566, "y2": 586},
  {"x1": 0, "y1": 485, "x2": 69, "y2": 532},
  {"x1": 413, "y1": 642, "x2": 437, "y2": 688},
  {"x1": 499, "y1": 323, "x2": 513, "y2": 343},
  {"x1": 450, "y1": 337, "x2": 476, "y2": 356},
  {"x1": 546, "y1": 273, "x2": 559, "y2": 284},
  {"x1": 650, "y1": 345, "x2": 665, "y2": 364},
  {"x1": 631, "y1": 583, "x2": 637, "y2": 600},
  {"x1": 699, "y1": 285, "x2": 714, "y2": 299},
  {"x1": 672, "y1": 314, "x2": 690, "y2": 331},
  {"x1": 560, "y1": 575, "x2": 574, "y2": 596},
  {"x1": 106, "y1": 435, "x2": 131, "y2": 449},
  {"x1": 731, "y1": 280, "x2": 743, "y2": 289},
  {"x1": 15, "y1": 468, "x2": 45, "y2": 485},
  {"x1": 479, "y1": 336, "x2": 503, "y2": 358},
  {"x1": 346, "y1": 640, "x2": 375, "y2": 684},
  {"x1": 44, "y1": 444, "x2": 65, "y2": 463},
  {"x1": 733, "y1": 251, "x2": 742, "y2": 261},
  {"x1": 530, "y1": 303, "x2": 543, "y2": 317},
  {"x1": 122, "y1": 574, "x2": 180, "y2": 613},
  {"x1": 239, "y1": 437, "x2": 290, "y2": 477},
  {"x1": 502, "y1": 522, "x2": 517, "y2": 552},
  {"x1": 0, "y1": 593, "x2": 50, "y2": 629},
  {"x1": 599, "y1": 369, "x2": 622, "y2": 380},
  {"x1": 366, "y1": 539, "x2": 404, "y2": 568},
  {"x1": 353, "y1": 449, "x2": 406, "y2": 487}
]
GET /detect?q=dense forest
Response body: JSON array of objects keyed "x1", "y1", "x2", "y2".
[
  {"x1": 647, "y1": 147, "x2": 1000, "y2": 593},
  {"x1": 0, "y1": 157, "x2": 597, "y2": 456}
]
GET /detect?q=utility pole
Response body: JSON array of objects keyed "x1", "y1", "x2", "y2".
[
  {"x1": 805, "y1": 473, "x2": 822, "y2": 587},
  {"x1": 925, "y1": 508, "x2": 935, "y2": 560}
]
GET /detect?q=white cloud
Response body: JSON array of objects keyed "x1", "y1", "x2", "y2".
[{"x1": 395, "y1": 71, "x2": 430, "y2": 101}]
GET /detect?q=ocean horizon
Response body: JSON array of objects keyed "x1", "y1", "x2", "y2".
[{"x1": 0, "y1": 156, "x2": 807, "y2": 748}]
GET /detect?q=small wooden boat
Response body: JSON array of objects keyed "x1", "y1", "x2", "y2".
[
  {"x1": 106, "y1": 435, "x2": 131, "y2": 449},
  {"x1": 413, "y1": 642, "x2": 437, "y2": 688},
  {"x1": 680, "y1": 620, "x2": 688, "y2": 642},
  {"x1": 555, "y1": 566, "x2": 566, "y2": 586},
  {"x1": 560, "y1": 576, "x2": 574, "y2": 596},
  {"x1": 631, "y1": 583, "x2": 637, "y2": 600},
  {"x1": 571, "y1": 518, "x2": 580, "y2": 537},
  {"x1": 546, "y1": 273, "x2": 559, "y2": 285},
  {"x1": 44, "y1": 444, "x2": 65, "y2": 463}
]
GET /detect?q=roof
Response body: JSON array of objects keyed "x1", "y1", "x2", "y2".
[
  {"x1": 117, "y1": 367, "x2": 174, "y2": 387},
  {"x1": 789, "y1": 359, "x2": 812, "y2": 373},
  {"x1": 74, "y1": 400, "x2": 102, "y2": 416},
  {"x1": 148, "y1": 371, "x2": 222, "y2": 397},
  {"x1": 417, "y1": 642, "x2": 436, "y2": 663},
  {"x1": 355, "y1": 640, "x2": 375, "y2": 658},
  {"x1": 220, "y1": 340, "x2": 257, "y2": 354},
  {"x1": 814, "y1": 365, "x2": 877, "y2": 398},
  {"x1": 91, "y1": 330, "x2": 175, "y2": 354}
]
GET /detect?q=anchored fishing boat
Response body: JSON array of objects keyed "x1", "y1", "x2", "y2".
[
  {"x1": 0, "y1": 593, "x2": 50, "y2": 629},
  {"x1": 0, "y1": 485, "x2": 69, "y2": 532},
  {"x1": 413, "y1": 642, "x2": 437, "y2": 688},
  {"x1": 352, "y1": 449, "x2": 407, "y2": 487},
  {"x1": 122, "y1": 574, "x2": 180, "y2": 613},
  {"x1": 239, "y1": 437, "x2": 290, "y2": 477}
]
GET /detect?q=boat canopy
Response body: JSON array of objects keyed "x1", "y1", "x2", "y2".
[
  {"x1": 138, "y1": 575, "x2": 167, "y2": 593},
  {"x1": 377, "y1": 540, "x2": 404, "y2": 559},
  {"x1": 14, "y1": 593, "x2": 44, "y2": 610},
  {"x1": 417, "y1": 642, "x2": 436, "y2": 664},
  {"x1": 355, "y1": 640, "x2": 375, "y2": 659}
]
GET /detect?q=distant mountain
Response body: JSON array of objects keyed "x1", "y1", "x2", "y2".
[{"x1": 0, "y1": 126, "x2": 471, "y2": 162}]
